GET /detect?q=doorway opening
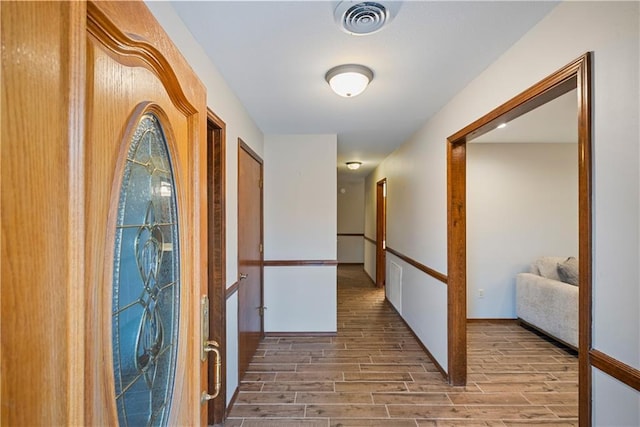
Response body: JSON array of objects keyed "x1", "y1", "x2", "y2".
[{"x1": 447, "y1": 53, "x2": 592, "y2": 422}]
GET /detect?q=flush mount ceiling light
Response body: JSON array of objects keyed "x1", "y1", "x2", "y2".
[
  {"x1": 325, "y1": 64, "x2": 374, "y2": 98},
  {"x1": 346, "y1": 161, "x2": 362, "y2": 170}
]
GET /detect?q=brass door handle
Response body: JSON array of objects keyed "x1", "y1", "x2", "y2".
[
  {"x1": 201, "y1": 340, "x2": 221, "y2": 403},
  {"x1": 239, "y1": 273, "x2": 248, "y2": 280}
]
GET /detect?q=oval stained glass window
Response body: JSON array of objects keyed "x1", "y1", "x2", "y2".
[{"x1": 112, "y1": 111, "x2": 180, "y2": 427}]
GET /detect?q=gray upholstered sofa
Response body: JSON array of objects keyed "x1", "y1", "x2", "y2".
[{"x1": 515, "y1": 256, "x2": 579, "y2": 349}]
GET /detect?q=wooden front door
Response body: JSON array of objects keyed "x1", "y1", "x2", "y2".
[
  {"x1": 237, "y1": 141, "x2": 264, "y2": 379},
  {"x1": 83, "y1": 2, "x2": 208, "y2": 426},
  {"x1": 85, "y1": 2, "x2": 208, "y2": 425},
  {"x1": 2, "y1": 1, "x2": 208, "y2": 425},
  {"x1": 376, "y1": 178, "x2": 387, "y2": 287}
]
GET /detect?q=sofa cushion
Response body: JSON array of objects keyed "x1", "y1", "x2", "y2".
[
  {"x1": 535, "y1": 256, "x2": 564, "y2": 281},
  {"x1": 516, "y1": 272, "x2": 579, "y2": 348},
  {"x1": 557, "y1": 256, "x2": 579, "y2": 286}
]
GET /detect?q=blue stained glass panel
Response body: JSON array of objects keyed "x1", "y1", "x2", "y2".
[{"x1": 112, "y1": 112, "x2": 180, "y2": 427}]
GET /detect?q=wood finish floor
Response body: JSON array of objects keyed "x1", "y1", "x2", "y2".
[{"x1": 225, "y1": 265, "x2": 578, "y2": 426}]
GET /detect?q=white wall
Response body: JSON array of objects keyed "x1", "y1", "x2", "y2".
[
  {"x1": 467, "y1": 143, "x2": 578, "y2": 318},
  {"x1": 365, "y1": 2, "x2": 639, "y2": 421},
  {"x1": 363, "y1": 241, "x2": 376, "y2": 282},
  {"x1": 593, "y1": 369, "x2": 640, "y2": 427},
  {"x1": 264, "y1": 134, "x2": 337, "y2": 259},
  {"x1": 145, "y1": 1, "x2": 263, "y2": 287},
  {"x1": 337, "y1": 179, "x2": 365, "y2": 263},
  {"x1": 145, "y1": 1, "x2": 264, "y2": 406},
  {"x1": 337, "y1": 236, "x2": 364, "y2": 263},
  {"x1": 365, "y1": 134, "x2": 450, "y2": 369},
  {"x1": 225, "y1": 293, "x2": 238, "y2": 402},
  {"x1": 263, "y1": 134, "x2": 337, "y2": 332},
  {"x1": 264, "y1": 267, "x2": 337, "y2": 332},
  {"x1": 388, "y1": 252, "x2": 448, "y2": 367}
]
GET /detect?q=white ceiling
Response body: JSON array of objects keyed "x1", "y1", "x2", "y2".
[
  {"x1": 472, "y1": 88, "x2": 578, "y2": 144},
  {"x1": 170, "y1": 0, "x2": 559, "y2": 179}
]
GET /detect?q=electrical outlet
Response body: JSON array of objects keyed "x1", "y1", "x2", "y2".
[{"x1": 478, "y1": 289, "x2": 485, "y2": 298}]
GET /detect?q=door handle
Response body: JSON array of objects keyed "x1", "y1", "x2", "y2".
[
  {"x1": 239, "y1": 273, "x2": 248, "y2": 280},
  {"x1": 201, "y1": 340, "x2": 221, "y2": 403}
]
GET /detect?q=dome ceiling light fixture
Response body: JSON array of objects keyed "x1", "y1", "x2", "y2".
[
  {"x1": 334, "y1": 1, "x2": 400, "y2": 36},
  {"x1": 325, "y1": 64, "x2": 374, "y2": 98},
  {"x1": 346, "y1": 161, "x2": 362, "y2": 170}
]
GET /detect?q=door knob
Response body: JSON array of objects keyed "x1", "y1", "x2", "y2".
[{"x1": 239, "y1": 273, "x2": 248, "y2": 280}]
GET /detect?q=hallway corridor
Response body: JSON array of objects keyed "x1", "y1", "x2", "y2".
[{"x1": 226, "y1": 265, "x2": 578, "y2": 426}]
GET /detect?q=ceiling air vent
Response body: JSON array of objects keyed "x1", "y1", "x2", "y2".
[{"x1": 334, "y1": 1, "x2": 400, "y2": 36}]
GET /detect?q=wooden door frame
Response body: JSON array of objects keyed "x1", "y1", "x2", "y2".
[
  {"x1": 1, "y1": 2, "x2": 87, "y2": 424},
  {"x1": 206, "y1": 110, "x2": 226, "y2": 425},
  {"x1": 447, "y1": 53, "x2": 592, "y2": 423},
  {"x1": 376, "y1": 178, "x2": 387, "y2": 287},
  {"x1": 237, "y1": 139, "x2": 264, "y2": 380}
]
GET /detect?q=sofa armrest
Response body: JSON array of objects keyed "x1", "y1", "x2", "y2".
[{"x1": 516, "y1": 272, "x2": 578, "y2": 348}]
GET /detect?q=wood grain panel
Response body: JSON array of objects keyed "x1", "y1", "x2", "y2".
[
  {"x1": 2, "y1": 1, "x2": 207, "y2": 424},
  {"x1": 226, "y1": 281, "x2": 240, "y2": 299},
  {"x1": 576, "y1": 53, "x2": 593, "y2": 427},
  {"x1": 85, "y1": 2, "x2": 207, "y2": 425},
  {"x1": 590, "y1": 349, "x2": 640, "y2": 392},
  {"x1": 207, "y1": 110, "x2": 227, "y2": 424},
  {"x1": 1, "y1": 2, "x2": 86, "y2": 424},
  {"x1": 238, "y1": 139, "x2": 264, "y2": 381},
  {"x1": 447, "y1": 138, "x2": 467, "y2": 387}
]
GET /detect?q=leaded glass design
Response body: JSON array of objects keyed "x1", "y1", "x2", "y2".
[{"x1": 112, "y1": 112, "x2": 180, "y2": 427}]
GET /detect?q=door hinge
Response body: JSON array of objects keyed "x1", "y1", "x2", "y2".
[
  {"x1": 200, "y1": 295, "x2": 210, "y2": 362},
  {"x1": 259, "y1": 179, "x2": 263, "y2": 189},
  {"x1": 259, "y1": 243, "x2": 263, "y2": 253}
]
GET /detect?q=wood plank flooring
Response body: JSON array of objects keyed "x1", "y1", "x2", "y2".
[{"x1": 225, "y1": 265, "x2": 578, "y2": 426}]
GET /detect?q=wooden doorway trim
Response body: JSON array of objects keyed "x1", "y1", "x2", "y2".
[
  {"x1": 446, "y1": 53, "x2": 592, "y2": 424},
  {"x1": 207, "y1": 110, "x2": 226, "y2": 425},
  {"x1": 376, "y1": 178, "x2": 387, "y2": 287}
]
